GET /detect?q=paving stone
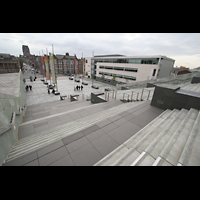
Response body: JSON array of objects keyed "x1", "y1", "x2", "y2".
[
  {"x1": 70, "y1": 143, "x2": 102, "y2": 166},
  {"x1": 91, "y1": 134, "x2": 119, "y2": 157},
  {"x1": 38, "y1": 146, "x2": 68, "y2": 166}
]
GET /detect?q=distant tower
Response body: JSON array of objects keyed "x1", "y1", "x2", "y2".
[{"x1": 22, "y1": 45, "x2": 30, "y2": 56}]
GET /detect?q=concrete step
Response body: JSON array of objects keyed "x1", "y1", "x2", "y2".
[
  {"x1": 132, "y1": 108, "x2": 189, "y2": 166},
  {"x1": 94, "y1": 109, "x2": 172, "y2": 166},
  {"x1": 117, "y1": 109, "x2": 180, "y2": 166},
  {"x1": 6, "y1": 100, "x2": 146, "y2": 163},
  {"x1": 154, "y1": 108, "x2": 199, "y2": 166},
  {"x1": 178, "y1": 110, "x2": 200, "y2": 166}
]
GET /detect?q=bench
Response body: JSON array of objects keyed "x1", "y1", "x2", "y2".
[
  {"x1": 70, "y1": 95, "x2": 79, "y2": 102},
  {"x1": 54, "y1": 92, "x2": 60, "y2": 95},
  {"x1": 91, "y1": 85, "x2": 99, "y2": 89},
  {"x1": 60, "y1": 95, "x2": 67, "y2": 100},
  {"x1": 82, "y1": 82, "x2": 88, "y2": 85}
]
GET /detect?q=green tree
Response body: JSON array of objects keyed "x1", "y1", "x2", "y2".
[{"x1": 112, "y1": 75, "x2": 116, "y2": 82}]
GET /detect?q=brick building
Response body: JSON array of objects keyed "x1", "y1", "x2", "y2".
[
  {"x1": 0, "y1": 53, "x2": 20, "y2": 74},
  {"x1": 53, "y1": 53, "x2": 84, "y2": 75}
]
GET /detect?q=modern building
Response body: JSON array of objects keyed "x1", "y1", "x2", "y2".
[
  {"x1": 85, "y1": 55, "x2": 175, "y2": 84},
  {"x1": 0, "y1": 53, "x2": 20, "y2": 74},
  {"x1": 22, "y1": 45, "x2": 30, "y2": 57}
]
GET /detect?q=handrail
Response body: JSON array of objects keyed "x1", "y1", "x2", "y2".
[
  {"x1": 0, "y1": 104, "x2": 26, "y2": 136},
  {"x1": 0, "y1": 112, "x2": 15, "y2": 136}
]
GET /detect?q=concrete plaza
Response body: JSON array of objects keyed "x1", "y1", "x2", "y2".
[
  {"x1": 3, "y1": 74, "x2": 164, "y2": 166},
  {"x1": 25, "y1": 76, "x2": 116, "y2": 106}
]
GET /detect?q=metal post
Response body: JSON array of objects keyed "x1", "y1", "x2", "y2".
[
  {"x1": 131, "y1": 91, "x2": 133, "y2": 102},
  {"x1": 115, "y1": 91, "x2": 117, "y2": 99},
  {"x1": 136, "y1": 92, "x2": 139, "y2": 101},
  {"x1": 141, "y1": 89, "x2": 144, "y2": 101},
  {"x1": 107, "y1": 93, "x2": 109, "y2": 102},
  {"x1": 147, "y1": 90, "x2": 150, "y2": 100}
]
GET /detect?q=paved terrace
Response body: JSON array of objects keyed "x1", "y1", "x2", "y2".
[{"x1": 3, "y1": 77, "x2": 164, "y2": 166}]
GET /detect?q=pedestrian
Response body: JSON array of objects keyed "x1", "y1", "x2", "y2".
[
  {"x1": 52, "y1": 89, "x2": 55, "y2": 93},
  {"x1": 76, "y1": 85, "x2": 78, "y2": 90},
  {"x1": 81, "y1": 85, "x2": 83, "y2": 90},
  {"x1": 74, "y1": 86, "x2": 76, "y2": 91},
  {"x1": 48, "y1": 89, "x2": 50, "y2": 94},
  {"x1": 29, "y1": 85, "x2": 32, "y2": 90},
  {"x1": 25, "y1": 85, "x2": 29, "y2": 92},
  {"x1": 23, "y1": 78, "x2": 26, "y2": 84},
  {"x1": 78, "y1": 85, "x2": 80, "y2": 90}
]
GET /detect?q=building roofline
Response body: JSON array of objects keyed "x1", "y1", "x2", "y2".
[{"x1": 92, "y1": 55, "x2": 175, "y2": 61}]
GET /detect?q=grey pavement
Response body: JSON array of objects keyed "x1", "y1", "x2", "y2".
[
  {"x1": 3, "y1": 99, "x2": 164, "y2": 166},
  {"x1": 3, "y1": 74, "x2": 164, "y2": 166},
  {"x1": 24, "y1": 76, "x2": 116, "y2": 106}
]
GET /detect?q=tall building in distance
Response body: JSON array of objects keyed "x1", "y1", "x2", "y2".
[{"x1": 22, "y1": 45, "x2": 30, "y2": 57}]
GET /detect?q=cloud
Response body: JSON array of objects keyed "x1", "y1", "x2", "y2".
[{"x1": 0, "y1": 33, "x2": 200, "y2": 68}]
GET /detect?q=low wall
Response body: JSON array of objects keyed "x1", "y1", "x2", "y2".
[{"x1": 151, "y1": 84, "x2": 200, "y2": 110}]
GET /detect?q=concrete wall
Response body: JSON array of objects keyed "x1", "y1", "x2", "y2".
[
  {"x1": 151, "y1": 84, "x2": 200, "y2": 110},
  {"x1": 157, "y1": 58, "x2": 174, "y2": 79},
  {"x1": 0, "y1": 71, "x2": 26, "y2": 165}
]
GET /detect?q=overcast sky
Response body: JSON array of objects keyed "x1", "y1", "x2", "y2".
[{"x1": 0, "y1": 33, "x2": 200, "y2": 69}]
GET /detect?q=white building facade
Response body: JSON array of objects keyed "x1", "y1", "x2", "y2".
[{"x1": 85, "y1": 55, "x2": 175, "y2": 84}]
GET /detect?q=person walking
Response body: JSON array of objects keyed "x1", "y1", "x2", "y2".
[
  {"x1": 74, "y1": 86, "x2": 76, "y2": 91},
  {"x1": 29, "y1": 85, "x2": 32, "y2": 90},
  {"x1": 25, "y1": 85, "x2": 29, "y2": 92},
  {"x1": 48, "y1": 89, "x2": 50, "y2": 94},
  {"x1": 81, "y1": 85, "x2": 83, "y2": 90},
  {"x1": 76, "y1": 85, "x2": 78, "y2": 91}
]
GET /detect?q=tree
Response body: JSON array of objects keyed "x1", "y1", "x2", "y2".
[
  {"x1": 101, "y1": 74, "x2": 105, "y2": 80},
  {"x1": 18, "y1": 57, "x2": 26, "y2": 70},
  {"x1": 112, "y1": 75, "x2": 116, "y2": 82}
]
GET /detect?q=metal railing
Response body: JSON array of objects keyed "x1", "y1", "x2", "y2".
[{"x1": 0, "y1": 105, "x2": 26, "y2": 136}]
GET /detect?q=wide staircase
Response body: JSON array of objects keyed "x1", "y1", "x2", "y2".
[
  {"x1": 94, "y1": 107, "x2": 200, "y2": 166},
  {"x1": 5, "y1": 99, "x2": 147, "y2": 163}
]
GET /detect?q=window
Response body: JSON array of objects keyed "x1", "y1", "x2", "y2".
[
  {"x1": 152, "y1": 69, "x2": 157, "y2": 76},
  {"x1": 124, "y1": 67, "x2": 138, "y2": 72},
  {"x1": 105, "y1": 66, "x2": 113, "y2": 70},
  {"x1": 114, "y1": 67, "x2": 124, "y2": 71},
  {"x1": 86, "y1": 60, "x2": 88, "y2": 63}
]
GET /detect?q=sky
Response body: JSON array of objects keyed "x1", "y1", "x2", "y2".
[{"x1": 0, "y1": 33, "x2": 200, "y2": 69}]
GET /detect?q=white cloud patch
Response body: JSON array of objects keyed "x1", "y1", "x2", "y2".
[{"x1": 0, "y1": 33, "x2": 200, "y2": 68}]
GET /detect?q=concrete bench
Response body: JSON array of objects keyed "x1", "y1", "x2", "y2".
[
  {"x1": 91, "y1": 85, "x2": 99, "y2": 89},
  {"x1": 70, "y1": 95, "x2": 79, "y2": 102},
  {"x1": 60, "y1": 95, "x2": 67, "y2": 100},
  {"x1": 82, "y1": 82, "x2": 88, "y2": 85}
]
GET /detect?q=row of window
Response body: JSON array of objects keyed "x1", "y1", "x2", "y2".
[
  {"x1": 99, "y1": 66, "x2": 138, "y2": 72},
  {"x1": 99, "y1": 71, "x2": 136, "y2": 80},
  {"x1": 94, "y1": 58, "x2": 159, "y2": 65}
]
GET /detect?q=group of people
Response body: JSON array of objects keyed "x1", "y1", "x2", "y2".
[
  {"x1": 74, "y1": 85, "x2": 83, "y2": 91},
  {"x1": 25, "y1": 85, "x2": 32, "y2": 92}
]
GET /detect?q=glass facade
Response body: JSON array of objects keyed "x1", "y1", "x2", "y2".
[
  {"x1": 94, "y1": 58, "x2": 159, "y2": 65},
  {"x1": 99, "y1": 71, "x2": 136, "y2": 81},
  {"x1": 99, "y1": 65, "x2": 138, "y2": 72}
]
